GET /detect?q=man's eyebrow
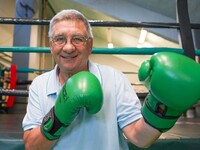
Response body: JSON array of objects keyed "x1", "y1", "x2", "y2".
[{"x1": 54, "y1": 34, "x2": 64, "y2": 37}]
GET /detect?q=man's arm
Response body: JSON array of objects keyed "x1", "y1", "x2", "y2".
[
  {"x1": 124, "y1": 52, "x2": 200, "y2": 148},
  {"x1": 23, "y1": 71, "x2": 103, "y2": 149},
  {"x1": 123, "y1": 118, "x2": 161, "y2": 148},
  {"x1": 24, "y1": 127, "x2": 56, "y2": 150}
]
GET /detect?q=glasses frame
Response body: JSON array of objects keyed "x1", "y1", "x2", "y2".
[{"x1": 50, "y1": 34, "x2": 90, "y2": 47}]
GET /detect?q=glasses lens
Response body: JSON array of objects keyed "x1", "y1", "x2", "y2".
[
  {"x1": 72, "y1": 36, "x2": 87, "y2": 46},
  {"x1": 53, "y1": 35, "x2": 66, "y2": 46}
]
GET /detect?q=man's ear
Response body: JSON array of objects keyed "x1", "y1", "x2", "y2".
[
  {"x1": 49, "y1": 41, "x2": 53, "y2": 54},
  {"x1": 88, "y1": 38, "x2": 93, "y2": 54}
]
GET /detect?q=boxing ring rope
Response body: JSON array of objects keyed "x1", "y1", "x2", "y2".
[
  {"x1": 1, "y1": 46, "x2": 200, "y2": 55},
  {"x1": 5, "y1": 66, "x2": 49, "y2": 73},
  {"x1": 0, "y1": 89, "x2": 148, "y2": 100},
  {"x1": 1, "y1": 17, "x2": 200, "y2": 29},
  {"x1": 0, "y1": 89, "x2": 29, "y2": 97}
]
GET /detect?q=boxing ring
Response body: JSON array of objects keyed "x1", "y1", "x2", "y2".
[
  {"x1": 1, "y1": 48, "x2": 200, "y2": 150},
  {"x1": 1, "y1": 0, "x2": 200, "y2": 149}
]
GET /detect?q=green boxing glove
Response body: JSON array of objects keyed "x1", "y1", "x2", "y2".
[
  {"x1": 41, "y1": 71, "x2": 103, "y2": 140},
  {"x1": 138, "y1": 52, "x2": 200, "y2": 132}
]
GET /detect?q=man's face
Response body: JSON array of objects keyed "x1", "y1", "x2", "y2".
[{"x1": 49, "y1": 20, "x2": 93, "y2": 74}]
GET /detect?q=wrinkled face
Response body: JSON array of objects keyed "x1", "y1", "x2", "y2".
[{"x1": 49, "y1": 20, "x2": 93, "y2": 75}]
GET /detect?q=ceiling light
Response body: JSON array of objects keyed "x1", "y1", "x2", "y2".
[
  {"x1": 138, "y1": 29, "x2": 147, "y2": 44},
  {"x1": 108, "y1": 42, "x2": 114, "y2": 48}
]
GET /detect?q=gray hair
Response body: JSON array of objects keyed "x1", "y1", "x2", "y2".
[{"x1": 48, "y1": 9, "x2": 93, "y2": 38}]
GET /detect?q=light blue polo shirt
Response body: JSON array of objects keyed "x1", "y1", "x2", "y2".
[{"x1": 22, "y1": 61, "x2": 142, "y2": 150}]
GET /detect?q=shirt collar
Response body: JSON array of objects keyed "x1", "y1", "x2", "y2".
[
  {"x1": 88, "y1": 60, "x2": 103, "y2": 86},
  {"x1": 46, "y1": 65, "x2": 61, "y2": 96}
]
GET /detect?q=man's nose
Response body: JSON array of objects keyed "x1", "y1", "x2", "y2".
[{"x1": 62, "y1": 40, "x2": 76, "y2": 53}]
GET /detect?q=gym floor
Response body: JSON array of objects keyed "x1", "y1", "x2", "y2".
[{"x1": 0, "y1": 112, "x2": 200, "y2": 150}]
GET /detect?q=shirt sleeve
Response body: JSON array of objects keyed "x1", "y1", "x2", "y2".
[
  {"x1": 116, "y1": 71, "x2": 142, "y2": 129},
  {"x1": 22, "y1": 78, "x2": 43, "y2": 131}
]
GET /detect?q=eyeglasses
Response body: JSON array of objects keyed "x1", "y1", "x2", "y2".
[{"x1": 51, "y1": 35, "x2": 90, "y2": 47}]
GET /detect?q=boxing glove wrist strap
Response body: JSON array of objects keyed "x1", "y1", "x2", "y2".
[
  {"x1": 41, "y1": 107, "x2": 67, "y2": 140},
  {"x1": 142, "y1": 100, "x2": 179, "y2": 132}
]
